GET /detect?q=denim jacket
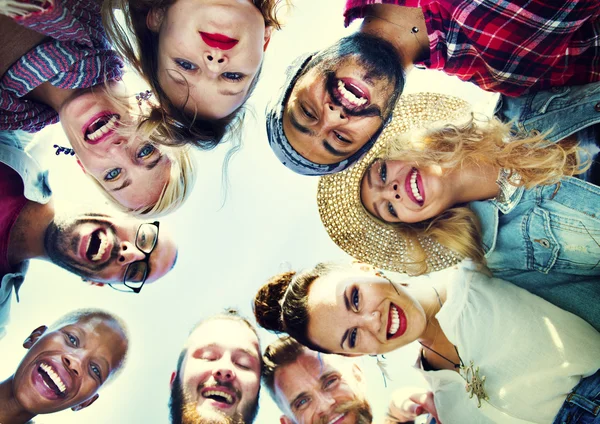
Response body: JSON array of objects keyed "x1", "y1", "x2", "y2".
[
  {"x1": 469, "y1": 177, "x2": 600, "y2": 332},
  {"x1": 0, "y1": 132, "x2": 52, "y2": 340}
]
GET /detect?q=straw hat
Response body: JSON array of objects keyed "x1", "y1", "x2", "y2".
[{"x1": 317, "y1": 92, "x2": 472, "y2": 274}]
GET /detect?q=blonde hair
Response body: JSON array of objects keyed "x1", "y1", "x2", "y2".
[{"x1": 377, "y1": 114, "x2": 589, "y2": 270}]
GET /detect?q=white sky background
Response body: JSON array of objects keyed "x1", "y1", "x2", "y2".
[{"x1": 0, "y1": 0, "x2": 498, "y2": 422}]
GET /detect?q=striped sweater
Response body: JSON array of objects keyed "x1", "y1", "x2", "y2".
[{"x1": 0, "y1": 0, "x2": 124, "y2": 132}]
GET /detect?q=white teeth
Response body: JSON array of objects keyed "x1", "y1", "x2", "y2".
[
  {"x1": 91, "y1": 231, "x2": 108, "y2": 262},
  {"x1": 410, "y1": 169, "x2": 423, "y2": 202},
  {"x1": 203, "y1": 390, "x2": 233, "y2": 404},
  {"x1": 328, "y1": 413, "x2": 346, "y2": 424},
  {"x1": 389, "y1": 305, "x2": 400, "y2": 336},
  {"x1": 337, "y1": 80, "x2": 367, "y2": 106},
  {"x1": 40, "y1": 362, "x2": 66, "y2": 393},
  {"x1": 87, "y1": 115, "x2": 118, "y2": 141}
]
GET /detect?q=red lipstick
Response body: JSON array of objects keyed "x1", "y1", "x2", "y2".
[{"x1": 200, "y1": 32, "x2": 238, "y2": 50}]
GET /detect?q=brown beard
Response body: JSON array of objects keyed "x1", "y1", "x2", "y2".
[
  {"x1": 180, "y1": 391, "x2": 246, "y2": 424},
  {"x1": 316, "y1": 398, "x2": 373, "y2": 424}
]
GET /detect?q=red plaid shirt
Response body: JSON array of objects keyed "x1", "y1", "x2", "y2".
[{"x1": 344, "y1": 0, "x2": 600, "y2": 96}]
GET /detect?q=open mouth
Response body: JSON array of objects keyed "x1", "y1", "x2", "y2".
[
  {"x1": 387, "y1": 303, "x2": 407, "y2": 340},
  {"x1": 327, "y1": 413, "x2": 347, "y2": 424},
  {"x1": 405, "y1": 168, "x2": 425, "y2": 206},
  {"x1": 332, "y1": 77, "x2": 370, "y2": 112},
  {"x1": 86, "y1": 229, "x2": 110, "y2": 262},
  {"x1": 83, "y1": 113, "x2": 120, "y2": 144},
  {"x1": 38, "y1": 362, "x2": 67, "y2": 398},
  {"x1": 200, "y1": 32, "x2": 238, "y2": 50},
  {"x1": 201, "y1": 387, "x2": 236, "y2": 407}
]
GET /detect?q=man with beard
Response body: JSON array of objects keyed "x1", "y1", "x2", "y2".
[
  {"x1": 267, "y1": 0, "x2": 599, "y2": 176},
  {"x1": 169, "y1": 310, "x2": 262, "y2": 424},
  {"x1": 262, "y1": 336, "x2": 373, "y2": 424},
  {"x1": 0, "y1": 131, "x2": 178, "y2": 340},
  {"x1": 0, "y1": 308, "x2": 128, "y2": 423}
]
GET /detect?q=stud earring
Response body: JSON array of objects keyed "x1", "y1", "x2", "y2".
[{"x1": 135, "y1": 90, "x2": 153, "y2": 106}]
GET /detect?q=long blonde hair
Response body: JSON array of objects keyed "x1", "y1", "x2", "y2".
[{"x1": 381, "y1": 113, "x2": 589, "y2": 267}]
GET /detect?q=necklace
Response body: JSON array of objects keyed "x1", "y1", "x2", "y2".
[{"x1": 419, "y1": 287, "x2": 490, "y2": 408}]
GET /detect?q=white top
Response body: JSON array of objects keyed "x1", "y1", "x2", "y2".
[{"x1": 417, "y1": 261, "x2": 600, "y2": 424}]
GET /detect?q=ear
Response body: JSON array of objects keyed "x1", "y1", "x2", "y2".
[
  {"x1": 351, "y1": 363, "x2": 364, "y2": 383},
  {"x1": 280, "y1": 415, "x2": 293, "y2": 424},
  {"x1": 71, "y1": 393, "x2": 99, "y2": 411},
  {"x1": 146, "y1": 8, "x2": 164, "y2": 32},
  {"x1": 76, "y1": 157, "x2": 86, "y2": 174},
  {"x1": 23, "y1": 325, "x2": 48, "y2": 349},
  {"x1": 82, "y1": 278, "x2": 106, "y2": 288},
  {"x1": 349, "y1": 261, "x2": 375, "y2": 274},
  {"x1": 170, "y1": 371, "x2": 176, "y2": 388},
  {"x1": 263, "y1": 26, "x2": 273, "y2": 51}
]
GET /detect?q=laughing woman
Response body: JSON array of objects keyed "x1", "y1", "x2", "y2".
[
  {"x1": 316, "y1": 93, "x2": 600, "y2": 332},
  {"x1": 253, "y1": 260, "x2": 600, "y2": 424},
  {"x1": 0, "y1": 0, "x2": 195, "y2": 217}
]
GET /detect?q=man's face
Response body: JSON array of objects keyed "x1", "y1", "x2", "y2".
[
  {"x1": 179, "y1": 319, "x2": 261, "y2": 423},
  {"x1": 12, "y1": 317, "x2": 127, "y2": 414},
  {"x1": 274, "y1": 350, "x2": 365, "y2": 424},
  {"x1": 44, "y1": 213, "x2": 177, "y2": 285},
  {"x1": 282, "y1": 34, "x2": 402, "y2": 165}
]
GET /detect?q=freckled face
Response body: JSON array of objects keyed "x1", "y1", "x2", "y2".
[{"x1": 306, "y1": 271, "x2": 427, "y2": 355}]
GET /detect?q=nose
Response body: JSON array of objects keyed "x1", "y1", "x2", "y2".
[
  {"x1": 212, "y1": 360, "x2": 236, "y2": 383},
  {"x1": 321, "y1": 103, "x2": 348, "y2": 131},
  {"x1": 63, "y1": 354, "x2": 82, "y2": 377},
  {"x1": 203, "y1": 51, "x2": 228, "y2": 74},
  {"x1": 315, "y1": 391, "x2": 336, "y2": 416},
  {"x1": 118, "y1": 241, "x2": 146, "y2": 266},
  {"x1": 362, "y1": 310, "x2": 382, "y2": 335},
  {"x1": 385, "y1": 181, "x2": 401, "y2": 200}
]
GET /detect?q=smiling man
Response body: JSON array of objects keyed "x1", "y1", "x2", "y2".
[
  {"x1": 0, "y1": 309, "x2": 128, "y2": 424},
  {"x1": 263, "y1": 336, "x2": 372, "y2": 424},
  {"x1": 169, "y1": 310, "x2": 262, "y2": 424},
  {"x1": 0, "y1": 132, "x2": 178, "y2": 340}
]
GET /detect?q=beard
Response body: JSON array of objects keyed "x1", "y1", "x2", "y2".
[
  {"x1": 180, "y1": 390, "x2": 245, "y2": 424},
  {"x1": 315, "y1": 397, "x2": 373, "y2": 424}
]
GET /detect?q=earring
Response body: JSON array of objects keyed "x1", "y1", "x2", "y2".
[
  {"x1": 411, "y1": 26, "x2": 419, "y2": 33},
  {"x1": 135, "y1": 90, "x2": 153, "y2": 106},
  {"x1": 53, "y1": 145, "x2": 75, "y2": 156}
]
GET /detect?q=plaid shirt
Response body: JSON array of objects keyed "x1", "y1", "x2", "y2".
[
  {"x1": 344, "y1": 0, "x2": 600, "y2": 96},
  {"x1": 0, "y1": 0, "x2": 123, "y2": 132}
]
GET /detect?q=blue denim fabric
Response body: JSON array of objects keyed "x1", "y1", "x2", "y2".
[
  {"x1": 553, "y1": 369, "x2": 600, "y2": 424},
  {"x1": 469, "y1": 177, "x2": 600, "y2": 331}
]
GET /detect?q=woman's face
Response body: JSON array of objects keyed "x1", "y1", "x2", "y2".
[
  {"x1": 149, "y1": 0, "x2": 272, "y2": 119},
  {"x1": 59, "y1": 85, "x2": 171, "y2": 211},
  {"x1": 360, "y1": 159, "x2": 454, "y2": 224},
  {"x1": 306, "y1": 266, "x2": 427, "y2": 355}
]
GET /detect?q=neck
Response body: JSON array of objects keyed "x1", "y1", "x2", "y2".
[
  {"x1": 360, "y1": 4, "x2": 429, "y2": 68},
  {"x1": 446, "y1": 162, "x2": 500, "y2": 204},
  {"x1": 26, "y1": 82, "x2": 81, "y2": 112},
  {"x1": 8, "y1": 200, "x2": 55, "y2": 266},
  {"x1": 0, "y1": 377, "x2": 35, "y2": 424}
]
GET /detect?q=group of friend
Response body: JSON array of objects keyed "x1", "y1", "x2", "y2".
[{"x1": 0, "y1": 0, "x2": 599, "y2": 422}]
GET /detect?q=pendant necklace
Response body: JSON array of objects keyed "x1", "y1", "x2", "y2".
[{"x1": 419, "y1": 286, "x2": 490, "y2": 408}]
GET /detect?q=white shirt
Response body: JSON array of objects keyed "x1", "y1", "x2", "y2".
[{"x1": 418, "y1": 261, "x2": 600, "y2": 424}]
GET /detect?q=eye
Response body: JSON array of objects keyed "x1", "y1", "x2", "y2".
[
  {"x1": 351, "y1": 287, "x2": 359, "y2": 311},
  {"x1": 294, "y1": 397, "x2": 310, "y2": 410},
  {"x1": 379, "y1": 161, "x2": 387, "y2": 183},
  {"x1": 174, "y1": 59, "x2": 197, "y2": 71},
  {"x1": 334, "y1": 131, "x2": 350, "y2": 143},
  {"x1": 66, "y1": 333, "x2": 79, "y2": 347},
  {"x1": 137, "y1": 144, "x2": 155, "y2": 159},
  {"x1": 324, "y1": 376, "x2": 339, "y2": 389},
  {"x1": 301, "y1": 103, "x2": 315, "y2": 120},
  {"x1": 349, "y1": 328, "x2": 358, "y2": 349},
  {"x1": 200, "y1": 351, "x2": 218, "y2": 361},
  {"x1": 387, "y1": 202, "x2": 398, "y2": 218},
  {"x1": 222, "y1": 72, "x2": 244, "y2": 82},
  {"x1": 90, "y1": 363, "x2": 102, "y2": 380},
  {"x1": 104, "y1": 168, "x2": 121, "y2": 182}
]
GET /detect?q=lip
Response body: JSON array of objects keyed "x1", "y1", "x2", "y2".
[
  {"x1": 82, "y1": 111, "x2": 119, "y2": 145},
  {"x1": 200, "y1": 386, "x2": 237, "y2": 410},
  {"x1": 332, "y1": 77, "x2": 372, "y2": 113},
  {"x1": 200, "y1": 32, "x2": 238, "y2": 50},
  {"x1": 387, "y1": 303, "x2": 407, "y2": 340},
  {"x1": 78, "y1": 228, "x2": 112, "y2": 264},
  {"x1": 405, "y1": 168, "x2": 425, "y2": 206},
  {"x1": 31, "y1": 358, "x2": 73, "y2": 400},
  {"x1": 328, "y1": 412, "x2": 347, "y2": 424}
]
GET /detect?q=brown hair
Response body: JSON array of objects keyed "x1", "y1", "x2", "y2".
[
  {"x1": 254, "y1": 265, "x2": 336, "y2": 353},
  {"x1": 102, "y1": 0, "x2": 285, "y2": 149},
  {"x1": 262, "y1": 336, "x2": 306, "y2": 397}
]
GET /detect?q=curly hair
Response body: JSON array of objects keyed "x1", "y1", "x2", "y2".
[{"x1": 377, "y1": 114, "x2": 589, "y2": 268}]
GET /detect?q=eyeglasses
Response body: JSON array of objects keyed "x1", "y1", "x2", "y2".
[{"x1": 108, "y1": 221, "x2": 160, "y2": 294}]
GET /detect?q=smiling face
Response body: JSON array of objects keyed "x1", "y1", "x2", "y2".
[
  {"x1": 149, "y1": 0, "x2": 271, "y2": 120},
  {"x1": 43, "y1": 213, "x2": 177, "y2": 285},
  {"x1": 282, "y1": 34, "x2": 402, "y2": 165},
  {"x1": 179, "y1": 319, "x2": 261, "y2": 423},
  {"x1": 59, "y1": 83, "x2": 172, "y2": 211},
  {"x1": 306, "y1": 270, "x2": 426, "y2": 355},
  {"x1": 360, "y1": 159, "x2": 455, "y2": 224},
  {"x1": 273, "y1": 350, "x2": 366, "y2": 424},
  {"x1": 12, "y1": 316, "x2": 127, "y2": 414}
]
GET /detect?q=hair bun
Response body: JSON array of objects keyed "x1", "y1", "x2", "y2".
[{"x1": 254, "y1": 271, "x2": 296, "y2": 332}]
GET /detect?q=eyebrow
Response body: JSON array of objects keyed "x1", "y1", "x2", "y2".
[
  {"x1": 322, "y1": 140, "x2": 346, "y2": 157},
  {"x1": 112, "y1": 179, "x2": 132, "y2": 192},
  {"x1": 365, "y1": 163, "x2": 384, "y2": 220},
  {"x1": 289, "y1": 109, "x2": 316, "y2": 137}
]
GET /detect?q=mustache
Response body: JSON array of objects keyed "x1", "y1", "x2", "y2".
[
  {"x1": 316, "y1": 398, "x2": 373, "y2": 424},
  {"x1": 325, "y1": 72, "x2": 383, "y2": 119},
  {"x1": 198, "y1": 381, "x2": 243, "y2": 401}
]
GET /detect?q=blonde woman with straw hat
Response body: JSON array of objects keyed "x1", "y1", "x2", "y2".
[{"x1": 317, "y1": 92, "x2": 600, "y2": 332}]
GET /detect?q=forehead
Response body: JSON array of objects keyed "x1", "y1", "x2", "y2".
[
  {"x1": 58, "y1": 318, "x2": 127, "y2": 363},
  {"x1": 186, "y1": 319, "x2": 259, "y2": 355}
]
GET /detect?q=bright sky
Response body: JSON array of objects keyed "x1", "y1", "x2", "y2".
[{"x1": 0, "y1": 0, "x2": 498, "y2": 422}]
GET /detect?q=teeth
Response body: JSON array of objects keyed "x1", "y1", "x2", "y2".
[
  {"x1": 337, "y1": 80, "x2": 367, "y2": 106},
  {"x1": 328, "y1": 413, "x2": 346, "y2": 424},
  {"x1": 389, "y1": 305, "x2": 400, "y2": 336},
  {"x1": 410, "y1": 169, "x2": 423, "y2": 202},
  {"x1": 40, "y1": 363, "x2": 66, "y2": 393},
  {"x1": 91, "y1": 231, "x2": 108, "y2": 262},
  {"x1": 87, "y1": 115, "x2": 118, "y2": 141},
  {"x1": 204, "y1": 390, "x2": 233, "y2": 404}
]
